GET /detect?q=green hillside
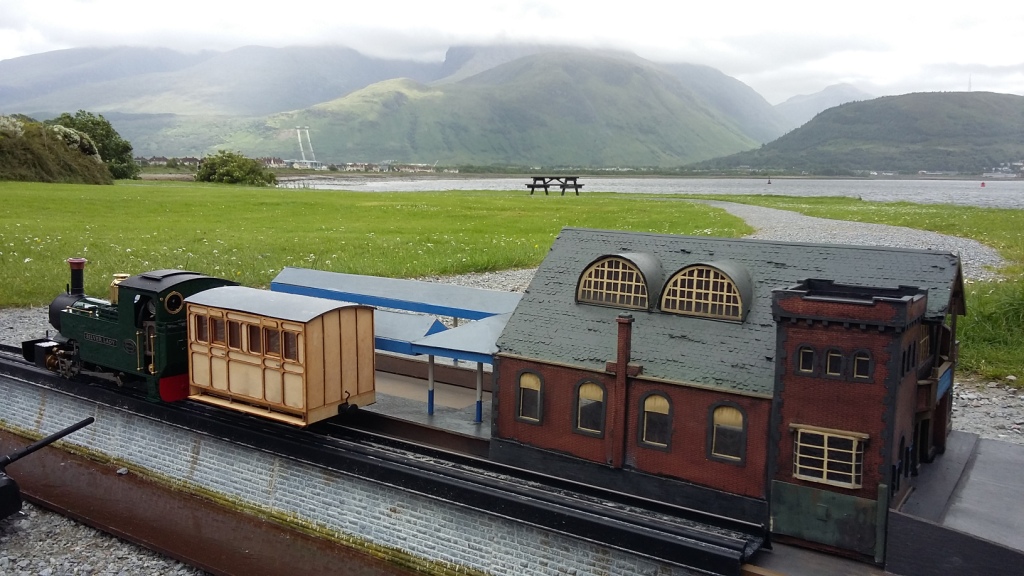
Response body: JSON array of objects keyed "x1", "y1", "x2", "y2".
[
  {"x1": 215, "y1": 52, "x2": 761, "y2": 167},
  {"x1": 696, "y1": 92, "x2": 1024, "y2": 173}
]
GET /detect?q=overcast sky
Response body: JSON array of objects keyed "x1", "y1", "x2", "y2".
[{"x1": 2, "y1": 0, "x2": 1022, "y2": 104}]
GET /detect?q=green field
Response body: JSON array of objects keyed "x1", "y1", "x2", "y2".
[
  {"x1": 0, "y1": 182, "x2": 749, "y2": 306},
  {"x1": 2, "y1": 182, "x2": 1020, "y2": 379}
]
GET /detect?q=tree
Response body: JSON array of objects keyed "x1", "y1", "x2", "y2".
[
  {"x1": 48, "y1": 110, "x2": 140, "y2": 180},
  {"x1": 194, "y1": 150, "x2": 276, "y2": 186}
]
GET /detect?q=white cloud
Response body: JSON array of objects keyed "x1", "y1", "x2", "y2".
[{"x1": 1, "y1": 0, "x2": 1022, "y2": 102}]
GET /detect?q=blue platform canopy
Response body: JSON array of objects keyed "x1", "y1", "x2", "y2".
[
  {"x1": 270, "y1": 267, "x2": 518, "y2": 422},
  {"x1": 375, "y1": 310, "x2": 448, "y2": 355},
  {"x1": 409, "y1": 313, "x2": 511, "y2": 365},
  {"x1": 271, "y1": 267, "x2": 521, "y2": 320}
]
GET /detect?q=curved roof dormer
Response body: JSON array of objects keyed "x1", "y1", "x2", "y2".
[
  {"x1": 575, "y1": 252, "x2": 663, "y2": 311},
  {"x1": 659, "y1": 260, "x2": 752, "y2": 322}
]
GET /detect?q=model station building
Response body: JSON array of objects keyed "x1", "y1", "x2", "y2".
[{"x1": 491, "y1": 228, "x2": 964, "y2": 560}]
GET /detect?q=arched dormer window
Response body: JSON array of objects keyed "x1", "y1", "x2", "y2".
[
  {"x1": 661, "y1": 265, "x2": 743, "y2": 321},
  {"x1": 576, "y1": 256, "x2": 649, "y2": 310}
]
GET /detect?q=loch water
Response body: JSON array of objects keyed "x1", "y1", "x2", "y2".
[{"x1": 279, "y1": 176, "x2": 1024, "y2": 209}]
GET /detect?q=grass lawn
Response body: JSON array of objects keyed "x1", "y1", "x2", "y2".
[
  {"x1": 0, "y1": 182, "x2": 749, "y2": 307},
  {"x1": 2, "y1": 183, "x2": 1020, "y2": 378}
]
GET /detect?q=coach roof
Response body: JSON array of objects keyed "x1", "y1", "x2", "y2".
[{"x1": 186, "y1": 286, "x2": 366, "y2": 323}]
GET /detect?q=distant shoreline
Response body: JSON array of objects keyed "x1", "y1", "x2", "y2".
[{"x1": 139, "y1": 171, "x2": 1017, "y2": 184}]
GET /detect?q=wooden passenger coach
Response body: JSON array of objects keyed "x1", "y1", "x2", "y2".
[{"x1": 185, "y1": 286, "x2": 375, "y2": 426}]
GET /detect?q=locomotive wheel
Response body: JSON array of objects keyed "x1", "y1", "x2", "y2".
[{"x1": 56, "y1": 340, "x2": 82, "y2": 379}]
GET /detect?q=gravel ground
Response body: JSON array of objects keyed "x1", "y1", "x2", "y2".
[{"x1": 0, "y1": 201, "x2": 1017, "y2": 574}]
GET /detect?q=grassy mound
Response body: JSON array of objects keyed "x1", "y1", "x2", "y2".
[{"x1": 0, "y1": 115, "x2": 112, "y2": 184}]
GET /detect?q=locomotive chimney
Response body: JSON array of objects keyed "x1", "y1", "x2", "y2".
[{"x1": 67, "y1": 257, "x2": 87, "y2": 296}]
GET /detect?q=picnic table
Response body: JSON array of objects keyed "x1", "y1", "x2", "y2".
[{"x1": 526, "y1": 176, "x2": 584, "y2": 195}]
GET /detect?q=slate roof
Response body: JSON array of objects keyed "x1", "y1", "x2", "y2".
[{"x1": 496, "y1": 228, "x2": 965, "y2": 398}]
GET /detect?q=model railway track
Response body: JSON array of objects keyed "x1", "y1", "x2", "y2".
[
  {"x1": 319, "y1": 421, "x2": 762, "y2": 547},
  {"x1": 0, "y1": 345, "x2": 766, "y2": 574}
]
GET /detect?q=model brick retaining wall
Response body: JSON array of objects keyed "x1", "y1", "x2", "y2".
[{"x1": 0, "y1": 377, "x2": 701, "y2": 576}]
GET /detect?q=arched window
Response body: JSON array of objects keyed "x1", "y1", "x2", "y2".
[
  {"x1": 576, "y1": 257, "x2": 648, "y2": 310},
  {"x1": 640, "y1": 393, "x2": 671, "y2": 448},
  {"x1": 797, "y1": 346, "x2": 815, "y2": 374},
  {"x1": 709, "y1": 404, "x2": 745, "y2": 463},
  {"x1": 575, "y1": 381, "x2": 606, "y2": 435},
  {"x1": 517, "y1": 372, "x2": 543, "y2": 423},
  {"x1": 825, "y1": 349, "x2": 843, "y2": 377},
  {"x1": 661, "y1": 265, "x2": 742, "y2": 320},
  {"x1": 853, "y1": 351, "x2": 872, "y2": 380}
]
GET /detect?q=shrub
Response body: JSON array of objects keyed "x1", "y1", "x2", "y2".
[
  {"x1": 47, "y1": 110, "x2": 140, "y2": 180},
  {"x1": 194, "y1": 151, "x2": 277, "y2": 186}
]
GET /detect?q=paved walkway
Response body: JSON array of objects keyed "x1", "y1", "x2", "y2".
[{"x1": 696, "y1": 200, "x2": 1005, "y2": 280}]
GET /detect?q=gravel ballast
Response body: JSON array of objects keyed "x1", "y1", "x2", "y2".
[{"x1": 0, "y1": 201, "x2": 1017, "y2": 574}]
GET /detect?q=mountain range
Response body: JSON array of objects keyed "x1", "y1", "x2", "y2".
[
  {"x1": 0, "y1": 45, "x2": 823, "y2": 166},
  {"x1": 696, "y1": 91, "x2": 1024, "y2": 174},
  {"x1": 2, "y1": 45, "x2": 1020, "y2": 172}
]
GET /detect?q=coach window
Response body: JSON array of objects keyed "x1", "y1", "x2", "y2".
[
  {"x1": 797, "y1": 346, "x2": 815, "y2": 374},
  {"x1": 516, "y1": 372, "x2": 543, "y2": 423},
  {"x1": 283, "y1": 331, "x2": 299, "y2": 362},
  {"x1": 211, "y1": 318, "x2": 226, "y2": 346},
  {"x1": 708, "y1": 403, "x2": 745, "y2": 464},
  {"x1": 227, "y1": 321, "x2": 242, "y2": 350},
  {"x1": 575, "y1": 381, "x2": 606, "y2": 436},
  {"x1": 853, "y1": 351, "x2": 872, "y2": 380},
  {"x1": 825, "y1": 349, "x2": 843, "y2": 377},
  {"x1": 264, "y1": 328, "x2": 281, "y2": 357},
  {"x1": 194, "y1": 314, "x2": 209, "y2": 343},
  {"x1": 247, "y1": 325, "x2": 263, "y2": 354},
  {"x1": 640, "y1": 393, "x2": 672, "y2": 448}
]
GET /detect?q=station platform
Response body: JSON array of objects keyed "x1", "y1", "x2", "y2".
[
  {"x1": 901, "y1": 430, "x2": 1024, "y2": 552},
  {"x1": 367, "y1": 369, "x2": 491, "y2": 441}
]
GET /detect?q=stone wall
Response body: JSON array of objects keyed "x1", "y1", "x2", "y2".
[{"x1": 0, "y1": 376, "x2": 698, "y2": 576}]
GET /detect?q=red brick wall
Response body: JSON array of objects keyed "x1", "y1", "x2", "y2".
[
  {"x1": 495, "y1": 356, "x2": 769, "y2": 498},
  {"x1": 775, "y1": 294, "x2": 907, "y2": 325},
  {"x1": 775, "y1": 322, "x2": 894, "y2": 497},
  {"x1": 496, "y1": 357, "x2": 617, "y2": 465},
  {"x1": 625, "y1": 380, "x2": 769, "y2": 498}
]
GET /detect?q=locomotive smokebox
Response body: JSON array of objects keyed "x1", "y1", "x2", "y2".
[{"x1": 49, "y1": 257, "x2": 88, "y2": 332}]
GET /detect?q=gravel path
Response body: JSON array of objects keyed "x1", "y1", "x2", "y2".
[{"x1": 0, "y1": 202, "x2": 1017, "y2": 574}]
